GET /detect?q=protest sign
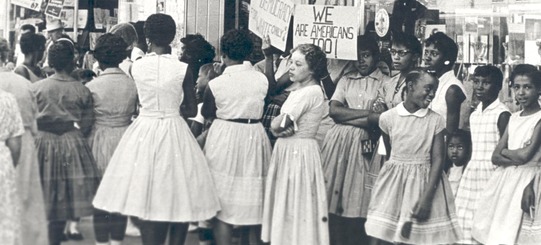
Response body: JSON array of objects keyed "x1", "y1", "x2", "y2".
[
  {"x1": 45, "y1": 0, "x2": 65, "y2": 18},
  {"x1": 294, "y1": 5, "x2": 359, "y2": 60},
  {"x1": 249, "y1": 0, "x2": 295, "y2": 51},
  {"x1": 11, "y1": 0, "x2": 42, "y2": 11}
]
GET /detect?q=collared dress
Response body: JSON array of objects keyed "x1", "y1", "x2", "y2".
[
  {"x1": 454, "y1": 99, "x2": 509, "y2": 244},
  {"x1": 365, "y1": 103, "x2": 460, "y2": 245},
  {"x1": 262, "y1": 84, "x2": 329, "y2": 245},
  {"x1": 31, "y1": 74, "x2": 100, "y2": 221},
  {"x1": 0, "y1": 72, "x2": 47, "y2": 245},
  {"x1": 472, "y1": 110, "x2": 541, "y2": 245},
  {"x1": 86, "y1": 67, "x2": 138, "y2": 174},
  {"x1": 322, "y1": 68, "x2": 387, "y2": 218},
  {"x1": 204, "y1": 63, "x2": 272, "y2": 225},
  {"x1": 0, "y1": 90, "x2": 24, "y2": 245},
  {"x1": 92, "y1": 53, "x2": 220, "y2": 222}
]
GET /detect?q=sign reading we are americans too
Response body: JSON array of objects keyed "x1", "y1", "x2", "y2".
[
  {"x1": 294, "y1": 5, "x2": 359, "y2": 60},
  {"x1": 249, "y1": 0, "x2": 295, "y2": 51}
]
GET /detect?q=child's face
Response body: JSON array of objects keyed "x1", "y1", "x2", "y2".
[
  {"x1": 407, "y1": 73, "x2": 438, "y2": 109},
  {"x1": 513, "y1": 75, "x2": 540, "y2": 108},
  {"x1": 473, "y1": 75, "x2": 499, "y2": 103},
  {"x1": 196, "y1": 69, "x2": 210, "y2": 96},
  {"x1": 448, "y1": 137, "x2": 468, "y2": 166}
]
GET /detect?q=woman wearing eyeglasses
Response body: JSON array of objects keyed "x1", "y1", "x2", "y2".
[
  {"x1": 376, "y1": 32, "x2": 422, "y2": 109},
  {"x1": 423, "y1": 32, "x2": 467, "y2": 134}
]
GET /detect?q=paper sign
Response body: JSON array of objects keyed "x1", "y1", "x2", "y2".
[
  {"x1": 249, "y1": 0, "x2": 295, "y2": 51},
  {"x1": 78, "y1": 9, "x2": 88, "y2": 29},
  {"x1": 60, "y1": 9, "x2": 74, "y2": 28},
  {"x1": 293, "y1": 5, "x2": 359, "y2": 60},
  {"x1": 45, "y1": 0, "x2": 65, "y2": 18},
  {"x1": 11, "y1": 0, "x2": 42, "y2": 11}
]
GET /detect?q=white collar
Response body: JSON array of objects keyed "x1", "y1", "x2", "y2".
[
  {"x1": 223, "y1": 62, "x2": 253, "y2": 74},
  {"x1": 396, "y1": 102, "x2": 429, "y2": 117}
]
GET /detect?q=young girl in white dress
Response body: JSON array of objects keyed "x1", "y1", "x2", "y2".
[
  {"x1": 365, "y1": 70, "x2": 460, "y2": 245},
  {"x1": 261, "y1": 44, "x2": 330, "y2": 245},
  {"x1": 472, "y1": 69, "x2": 541, "y2": 244}
]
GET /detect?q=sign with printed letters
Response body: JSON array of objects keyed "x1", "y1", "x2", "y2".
[
  {"x1": 293, "y1": 5, "x2": 359, "y2": 60},
  {"x1": 249, "y1": 0, "x2": 295, "y2": 51}
]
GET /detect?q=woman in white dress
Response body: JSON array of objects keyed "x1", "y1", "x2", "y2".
[
  {"x1": 202, "y1": 29, "x2": 271, "y2": 245},
  {"x1": 92, "y1": 14, "x2": 220, "y2": 245}
]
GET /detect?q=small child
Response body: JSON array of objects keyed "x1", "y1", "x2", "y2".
[
  {"x1": 472, "y1": 70, "x2": 541, "y2": 244},
  {"x1": 189, "y1": 62, "x2": 218, "y2": 142},
  {"x1": 365, "y1": 70, "x2": 460, "y2": 245},
  {"x1": 447, "y1": 129, "x2": 472, "y2": 196}
]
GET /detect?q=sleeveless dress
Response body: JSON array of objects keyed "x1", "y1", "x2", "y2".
[
  {"x1": 322, "y1": 69, "x2": 386, "y2": 218},
  {"x1": 0, "y1": 90, "x2": 24, "y2": 245},
  {"x1": 92, "y1": 53, "x2": 220, "y2": 222},
  {"x1": 454, "y1": 99, "x2": 509, "y2": 244},
  {"x1": 86, "y1": 68, "x2": 137, "y2": 174},
  {"x1": 204, "y1": 63, "x2": 272, "y2": 225},
  {"x1": 365, "y1": 103, "x2": 460, "y2": 245},
  {"x1": 0, "y1": 72, "x2": 48, "y2": 245},
  {"x1": 261, "y1": 85, "x2": 330, "y2": 245},
  {"x1": 472, "y1": 110, "x2": 541, "y2": 244}
]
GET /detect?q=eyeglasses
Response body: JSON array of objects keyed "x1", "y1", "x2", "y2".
[
  {"x1": 424, "y1": 49, "x2": 440, "y2": 58},
  {"x1": 390, "y1": 49, "x2": 411, "y2": 57}
]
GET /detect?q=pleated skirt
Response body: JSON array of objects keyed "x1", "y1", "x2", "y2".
[
  {"x1": 365, "y1": 156, "x2": 461, "y2": 245},
  {"x1": 17, "y1": 130, "x2": 47, "y2": 244},
  {"x1": 35, "y1": 129, "x2": 100, "y2": 220},
  {"x1": 87, "y1": 124, "x2": 129, "y2": 175},
  {"x1": 322, "y1": 124, "x2": 372, "y2": 218},
  {"x1": 204, "y1": 120, "x2": 272, "y2": 225},
  {"x1": 92, "y1": 115, "x2": 221, "y2": 222},
  {"x1": 261, "y1": 137, "x2": 329, "y2": 245}
]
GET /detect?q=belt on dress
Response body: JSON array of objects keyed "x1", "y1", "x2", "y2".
[
  {"x1": 223, "y1": 118, "x2": 261, "y2": 124},
  {"x1": 37, "y1": 121, "x2": 76, "y2": 135}
]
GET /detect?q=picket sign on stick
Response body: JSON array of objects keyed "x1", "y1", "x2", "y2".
[
  {"x1": 293, "y1": 5, "x2": 359, "y2": 60},
  {"x1": 249, "y1": 0, "x2": 295, "y2": 52}
]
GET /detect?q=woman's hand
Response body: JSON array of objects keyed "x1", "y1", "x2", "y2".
[
  {"x1": 412, "y1": 198, "x2": 432, "y2": 222},
  {"x1": 372, "y1": 98, "x2": 388, "y2": 114},
  {"x1": 271, "y1": 125, "x2": 295, "y2": 138},
  {"x1": 522, "y1": 180, "x2": 536, "y2": 215},
  {"x1": 262, "y1": 35, "x2": 275, "y2": 58}
]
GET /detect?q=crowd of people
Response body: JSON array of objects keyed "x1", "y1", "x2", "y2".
[{"x1": 1, "y1": 11, "x2": 541, "y2": 245}]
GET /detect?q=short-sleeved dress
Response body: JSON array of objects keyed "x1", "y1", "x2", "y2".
[
  {"x1": 472, "y1": 110, "x2": 541, "y2": 245},
  {"x1": 0, "y1": 90, "x2": 24, "y2": 245},
  {"x1": 261, "y1": 85, "x2": 329, "y2": 245},
  {"x1": 0, "y1": 72, "x2": 48, "y2": 245},
  {"x1": 454, "y1": 99, "x2": 509, "y2": 244},
  {"x1": 92, "y1": 53, "x2": 220, "y2": 222},
  {"x1": 86, "y1": 67, "x2": 138, "y2": 174},
  {"x1": 204, "y1": 63, "x2": 272, "y2": 225},
  {"x1": 365, "y1": 103, "x2": 460, "y2": 245},
  {"x1": 32, "y1": 74, "x2": 100, "y2": 221},
  {"x1": 322, "y1": 69, "x2": 386, "y2": 218}
]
